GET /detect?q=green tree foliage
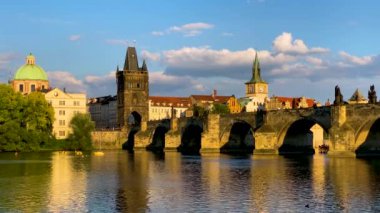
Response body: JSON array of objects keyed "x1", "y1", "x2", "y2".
[
  {"x1": 24, "y1": 92, "x2": 54, "y2": 132},
  {"x1": 210, "y1": 103, "x2": 230, "y2": 114},
  {"x1": 0, "y1": 84, "x2": 55, "y2": 151},
  {"x1": 67, "y1": 113, "x2": 95, "y2": 151}
]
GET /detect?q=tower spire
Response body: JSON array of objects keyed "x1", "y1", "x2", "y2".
[
  {"x1": 123, "y1": 47, "x2": 139, "y2": 71},
  {"x1": 248, "y1": 52, "x2": 265, "y2": 83}
]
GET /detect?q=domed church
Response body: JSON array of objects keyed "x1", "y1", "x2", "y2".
[{"x1": 11, "y1": 53, "x2": 49, "y2": 94}]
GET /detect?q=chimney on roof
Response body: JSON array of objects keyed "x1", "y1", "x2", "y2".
[{"x1": 212, "y1": 89, "x2": 217, "y2": 98}]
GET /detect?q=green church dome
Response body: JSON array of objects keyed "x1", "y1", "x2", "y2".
[{"x1": 14, "y1": 53, "x2": 48, "y2": 81}]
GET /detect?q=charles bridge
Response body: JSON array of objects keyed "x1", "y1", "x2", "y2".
[{"x1": 92, "y1": 103, "x2": 380, "y2": 157}]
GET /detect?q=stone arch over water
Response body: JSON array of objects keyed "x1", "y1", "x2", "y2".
[
  {"x1": 146, "y1": 119, "x2": 170, "y2": 152},
  {"x1": 278, "y1": 118, "x2": 329, "y2": 155},
  {"x1": 178, "y1": 119, "x2": 203, "y2": 155},
  {"x1": 220, "y1": 121, "x2": 255, "y2": 154},
  {"x1": 123, "y1": 111, "x2": 143, "y2": 151},
  {"x1": 355, "y1": 117, "x2": 380, "y2": 156}
]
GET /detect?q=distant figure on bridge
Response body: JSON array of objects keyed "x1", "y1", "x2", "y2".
[
  {"x1": 368, "y1": 85, "x2": 377, "y2": 104},
  {"x1": 334, "y1": 85, "x2": 344, "y2": 105}
]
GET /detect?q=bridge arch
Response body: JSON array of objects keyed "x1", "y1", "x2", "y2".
[
  {"x1": 178, "y1": 119, "x2": 203, "y2": 155},
  {"x1": 122, "y1": 111, "x2": 143, "y2": 151},
  {"x1": 277, "y1": 118, "x2": 329, "y2": 154},
  {"x1": 355, "y1": 116, "x2": 380, "y2": 156},
  {"x1": 220, "y1": 120, "x2": 255, "y2": 154},
  {"x1": 146, "y1": 119, "x2": 170, "y2": 152}
]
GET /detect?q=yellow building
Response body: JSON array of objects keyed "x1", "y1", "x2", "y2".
[
  {"x1": 45, "y1": 88, "x2": 87, "y2": 139},
  {"x1": 10, "y1": 53, "x2": 49, "y2": 94}
]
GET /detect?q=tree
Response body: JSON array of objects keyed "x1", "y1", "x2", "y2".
[
  {"x1": 210, "y1": 103, "x2": 230, "y2": 114},
  {"x1": 67, "y1": 113, "x2": 95, "y2": 151},
  {"x1": 0, "y1": 85, "x2": 55, "y2": 151},
  {"x1": 24, "y1": 92, "x2": 54, "y2": 133}
]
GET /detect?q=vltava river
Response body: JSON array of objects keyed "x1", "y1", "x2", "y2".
[{"x1": 1, "y1": 151, "x2": 380, "y2": 212}]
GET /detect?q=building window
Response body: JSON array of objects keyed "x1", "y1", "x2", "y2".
[
  {"x1": 59, "y1": 101, "x2": 65, "y2": 106},
  {"x1": 59, "y1": 131, "x2": 65, "y2": 136},
  {"x1": 31, "y1": 84, "x2": 36, "y2": 92},
  {"x1": 19, "y1": 84, "x2": 24, "y2": 92},
  {"x1": 59, "y1": 120, "x2": 65, "y2": 126},
  {"x1": 59, "y1": 110, "x2": 65, "y2": 116},
  {"x1": 74, "y1": 101, "x2": 80, "y2": 106}
]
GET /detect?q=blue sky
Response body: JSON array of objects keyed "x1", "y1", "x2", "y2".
[{"x1": 1, "y1": 0, "x2": 380, "y2": 102}]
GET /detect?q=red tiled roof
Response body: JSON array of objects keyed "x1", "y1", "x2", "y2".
[
  {"x1": 191, "y1": 95, "x2": 215, "y2": 101},
  {"x1": 149, "y1": 96, "x2": 191, "y2": 107},
  {"x1": 191, "y1": 95, "x2": 232, "y2": 103},
  {"x1": 273, "y1": 96, "x2": 315, "y2": 108}
]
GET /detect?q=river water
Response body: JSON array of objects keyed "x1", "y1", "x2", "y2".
[{"x1": 1, "y1": 151, "x2": 380, "y2": 212}]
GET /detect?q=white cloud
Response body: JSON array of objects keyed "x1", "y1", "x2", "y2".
[
  {"x1": 152, "y1": 22, "x2": 214, "y2": 37},
  {"x1": 105, "y1": 39, "x2": 130, "y2": 46},
  {"x1": 150, "y1": 71, "x2": 206, "y2": 93},
  {"x1": 339, "y1": 51, "x2": 373, "y2": 65},
  {"x1": 152, "y1": 31, "x2": 165, "y2": 36},
  {"x1": 47, "y1": 71, "x2": 86, "y2": 93},
  {"x1": 141, "y1": 50, "x2": 160, "y2": 61},
  {"x1": 69, "y1": 35, "x2": 81, "y2": 41},
  {"x1": 273, "y1": 32, "x2": 329, "y2": 54},
  {"x1": 305, "y1": 56, "x2": 323, "y2": 66}
]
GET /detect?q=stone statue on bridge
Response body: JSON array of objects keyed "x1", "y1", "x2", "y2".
[
  {"x1": 368, "y1": 85, "x2": 377, "y2": 104},
  {"x1": 334, "y1": 85, "x2": 344, "y2": 105}
]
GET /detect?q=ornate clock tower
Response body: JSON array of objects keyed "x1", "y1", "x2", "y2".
[{"x1": 245, "y1": 53, "x2": 268, "y2": 100}]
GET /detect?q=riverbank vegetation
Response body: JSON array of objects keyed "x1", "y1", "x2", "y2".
[{"x1": 0, "y1": 84, "x2": 95, "y2": 152}]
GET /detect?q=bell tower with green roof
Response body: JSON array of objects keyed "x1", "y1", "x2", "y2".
[{"x1": 245, "y1": 53, "x2": 268, "y2": 99}]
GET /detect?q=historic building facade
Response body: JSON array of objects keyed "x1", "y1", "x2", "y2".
[
  {"x1": 149, "y1": 96, "x2": 191, "y2": 120},
  {"x1": 190, "y1": 90, "x2": 241, "y2": 113},
  {"x1": 11, "y1": 53, "x2": 49, "y2": 94},
  {"x1": 11, "y1": 53, "x2": 87, "y2": 139},
  {"x1": 45, "y1": 88, "x2": 87, "y2": 139},
  {"x1": 116, "y1": 47, "x2": 149, "y2": 127},
  {"x1": 88, "y1": 95, "x2": 118, "y2": 129}
]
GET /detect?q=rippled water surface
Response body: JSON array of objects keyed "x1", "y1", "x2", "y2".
[{"x1": 1, "y1": 151, "x2": 380, "y2": 212}]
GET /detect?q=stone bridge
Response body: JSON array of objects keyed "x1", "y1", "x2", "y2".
[{"x1": 97, "y1": 103, "x2": 380, "y2": 156}]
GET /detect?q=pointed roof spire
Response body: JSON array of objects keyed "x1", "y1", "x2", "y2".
[
  {"x1": 123, "y1": 47, "x2": 139, "y2": 71},
  {"x1": 116, "y1": 65, "x2": 119, "y2": 72},
  {"x1": 349, "y1": 88, "x2": 366, "y2": 102},
  {"x1": 141, "y1": 59, "x2": 148, "y2": 71},
  {"x1": 247, "y1": 52, "x2": 265, "y2": 84}
]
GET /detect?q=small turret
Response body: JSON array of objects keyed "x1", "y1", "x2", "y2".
[{"x1": 141, "y1": 59, "x2": 148, "y2": 71}]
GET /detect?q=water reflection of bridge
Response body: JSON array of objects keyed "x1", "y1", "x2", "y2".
[{"x1": 105, "y1": 104, "x2": 380, "y2": 157}]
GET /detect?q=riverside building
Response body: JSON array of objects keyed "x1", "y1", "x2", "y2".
[{"x1": 10, "y1": 53, "x2": 87, "y2": 139}]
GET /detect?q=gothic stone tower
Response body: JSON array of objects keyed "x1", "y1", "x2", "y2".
[
  {"x1": 245, "y1": 53, "x2": 268, "y2": 100},
  {"x1": 116, "y1": 47, "x2": 149, "y2": 128}
]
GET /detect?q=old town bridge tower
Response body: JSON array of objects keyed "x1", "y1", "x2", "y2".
[{"x1": 116, "y1": 47, "x2": 149, "y2": 128}]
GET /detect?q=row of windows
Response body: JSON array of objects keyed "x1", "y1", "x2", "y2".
[
  {"x1": 151, "y1": 108, "x2": 186, "y2": 114},
  {"x1": 57, "y1": 101, "x2": 81, "y2": 106},
  {"x1": 126, "y1": 82, "x2": 145, "y2": 89},
  {"x1": 19, "y1": 84, "x2": 45, "y2": 92}
]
